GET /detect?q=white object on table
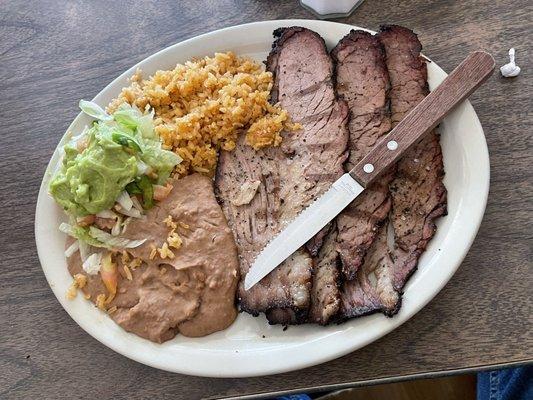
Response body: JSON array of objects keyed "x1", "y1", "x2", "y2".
[
  {"x1": 500, "y1": 48, "x2": 521, "y2": 77},
  {"x1": 300, "y1": 0, "x2": 365, "y2": 18}
]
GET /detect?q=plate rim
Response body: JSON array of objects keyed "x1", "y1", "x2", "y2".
[{"x1": 35, "y1": 19, "x2": 490, "y2": 377}]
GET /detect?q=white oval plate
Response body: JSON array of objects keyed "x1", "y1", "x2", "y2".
[{"x1": 35, "y1": 20, "x2": 489, "y2": 377}]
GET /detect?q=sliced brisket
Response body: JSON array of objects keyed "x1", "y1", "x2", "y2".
[
  {"x1": 379, "y1": 25, "x2": 447, "y2": 291},
  {"x1": 309, "y1": 222, "x2": 341, "y2": 324},
  {"x1": 331, "y1": 30, "x2": 393, "y2": 281},
  {"x1": 339, "y1": 224, "x2": 399, "y2": 318},
  {"x1": 266, "y1": 27, "x2": 349, "y2": 225},
  {"x1": 216, "y1": 137, "x2": 309, "y2": 315},
  {"x1": 216, "y1": 27, "x2": 349, "y2": 323},
  {"x1": 338, "y1": 25, "x2": 447, "y2": 319},
  {"x1": 312, "y1": 30, "x2": 393, "y2": 324}
]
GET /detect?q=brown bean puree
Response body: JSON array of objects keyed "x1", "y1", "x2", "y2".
[{"x1": 67, "y1": 174, "x2": 239, "y2": 343}]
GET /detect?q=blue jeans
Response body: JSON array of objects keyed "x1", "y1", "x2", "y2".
[
  {"x1": 477, "y1": 366, "x2": 533, "y2": 400},
  {"x1": 275, "y1": 396, "x2": 311, "y2": 400}
]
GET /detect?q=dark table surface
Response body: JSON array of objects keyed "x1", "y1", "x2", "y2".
[{"x1": 1, "y1": 0, "x2": 531, "y2": 399}]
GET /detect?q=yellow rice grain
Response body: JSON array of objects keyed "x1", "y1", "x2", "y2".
[
  {"x1": 158, "y1": 242, "x2": 175, "y2": 259},
  {"x1": 167, "y1": 230, "x2": 182, "y2": 250},
  {"x1": 105, "y1": 292, "x2": 116, "y2": 304},
  {"x1": 163, "y1": 215, "x2": 177, "y2": 229},
  {"x1": 96, "y1": 294, "x2": 107, "y2": 310},
  {"x1": 66, "y1": 283, "x2": 77, "y2": 300},
  {"x1": 129, "y1": 257, "x2": 142, "y2": 270},
  {"x1": 149, "y1": 244, "x2": 157, "y2": 260},
  {"x1": 73, "y1": 273, "x2": 87, "y2": 289},
  {"x1": 66, "y1": 273, "x2": 88, "y2": 299},
  {"x1": 121, "y1": 250, "x2": 130, "y2": 264},
  {"x1": 123, "y1": 264, "x2": 133, "y2": 281}
]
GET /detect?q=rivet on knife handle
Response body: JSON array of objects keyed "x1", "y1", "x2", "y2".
[{"x1": 349, "y1": 51, "x2": 495, "y2": 187}]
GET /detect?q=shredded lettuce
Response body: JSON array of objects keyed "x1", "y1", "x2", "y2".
[
  {"x1": 64, "y1": 240, "x2": 79, "y2": 258},
  {"x1": 113, "y1": 104, "x2": 182, "y2": 184},
  {"x1": 113, "y1": 107, "x2": 140, "y2": 130},
  {"x1": 89, "y1": 226, "x2": 146, "y2": 248},
  {"x1": 54, "y1": 102, "x2": 181, "y2": 251},
  {"x1": 79, "y1": 100, "x2": 112, "y2": 121},
  {"x1": 125, "y1": 181, "x2": 142, "y2": 195},
  {"x1": 116, "y1": 190, "x2": 133, "y2": 211},
  {"x1": 59, "y1": 222, "x2": 145, "y2": 250},
  {"x1": 59, "y1": 222, "x2": 106, "y2": 248},
  {"x1": 111, "y1": 132, "x2": 142, "y2": 153},
  {"x1": 79, "y1": 240, "x2": 90, "y2": 262}
]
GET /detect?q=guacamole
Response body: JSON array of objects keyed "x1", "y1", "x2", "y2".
[{"x1": 50, "y1": 101, "x2": 181, "y2": 217}]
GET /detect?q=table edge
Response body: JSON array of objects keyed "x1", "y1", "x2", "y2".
[{"x1": 223, "y1": 359, "x2": 533, "y2": 400}]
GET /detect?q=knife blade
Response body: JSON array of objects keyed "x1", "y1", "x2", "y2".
[
  {"x1": 244, "y1": 50, "x2": 495, "y2": 291},
  {"x1": 244, "y1": 173, "x2": 363, "y2": 290}
]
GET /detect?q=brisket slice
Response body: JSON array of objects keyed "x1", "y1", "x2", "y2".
[
  {"x1": 339, "y1": 224, "x2": 399, "y2": 318},
  {"x1": 216, "y1": 27, "x2": 349, "y2": 323},
  {"x1": 332, "y1": 30, "x2": 399, "y2": 319},
  {"x1": 331, "y1": 30, "x2": 393, "y2": 281},
  {"x1": 338, "y1": 25, "x2": 447, "y2": 319},
  {"x1": 216, "y1": 138, "x2": 312, "y2": 315},
  {"x1": 265, "y1": 27, "x2": 349, "y2": 324},
  {"x1": 308, "y1": 222, "x2": 341, "y2": 324},
  {"x1": 379, "y1": 25, "x2": 447, "y2": 291},
  {"x1": 310, "y1": 30, "x2": 393, "y2": 324}
]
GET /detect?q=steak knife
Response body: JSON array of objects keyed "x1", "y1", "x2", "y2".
[{"x1": 245, "y1": 51, "x2": 495, "y2": 290}]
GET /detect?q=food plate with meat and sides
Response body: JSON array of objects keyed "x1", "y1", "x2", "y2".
[{"x1": 35, "y1": 19, "x2": 490, "y2": 377}]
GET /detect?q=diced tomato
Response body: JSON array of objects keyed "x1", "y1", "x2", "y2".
[{"x1": 100, "y1": 252, "x2": 118, "y2": 296}]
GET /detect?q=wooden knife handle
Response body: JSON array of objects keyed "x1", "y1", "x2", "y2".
[{"x1": 349, "y1": 51, "x2": 495, "y2": 187}]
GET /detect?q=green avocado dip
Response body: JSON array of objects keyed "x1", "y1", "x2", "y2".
[{"x1": 50, "y1": 100, "x2": 181, "y2": 218}]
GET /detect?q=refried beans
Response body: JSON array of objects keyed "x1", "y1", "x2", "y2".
[{"x1": 67, "y1": 174, "x2": 239, "y2": 343}]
